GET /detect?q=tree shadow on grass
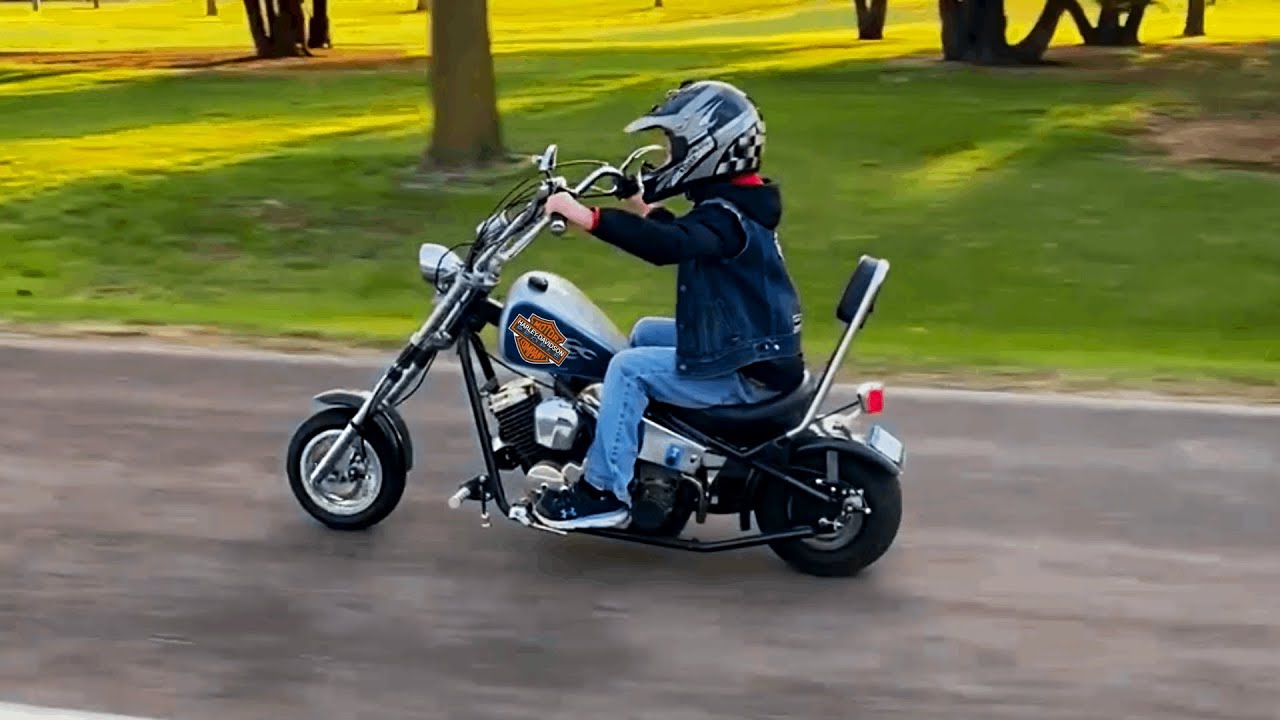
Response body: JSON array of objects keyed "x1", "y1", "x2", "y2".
[
  {"x1": 0, "y1": 43, "x2": 780, "y2": 144},
  {"x1": 0, "y1": 52, "x2": 1159, "y2": 336}
]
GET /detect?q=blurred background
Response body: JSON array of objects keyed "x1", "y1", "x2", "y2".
[
  {"x1": 2, "y1": 0, "x2": 1277, "y2": 397},
  {"x1": 2, "y1": 5, "x2": 1280, "y2": 720}
]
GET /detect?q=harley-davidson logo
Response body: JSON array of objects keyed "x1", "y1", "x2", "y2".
[{"x1": 508, "y1": 313, "x2": 569, "y2": 366}]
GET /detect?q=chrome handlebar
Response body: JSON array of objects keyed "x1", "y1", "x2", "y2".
[{"x1": 477, "y1": 155, "x2": 628, "y2": 270}]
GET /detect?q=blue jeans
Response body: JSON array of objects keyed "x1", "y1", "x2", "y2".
[{"x1": 583, "y1": 317, "x2": 777, "y2": 506}]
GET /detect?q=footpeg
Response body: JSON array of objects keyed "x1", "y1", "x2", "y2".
[
  {"x1": 446, "y1": 475, "x2": 488, "y2": 510},
  {"x1": 509, "y1": 501, "x2": 568, "y2": 536},
  {"x1": 447, "y1": 486, "x2": 471, "y2": 509}
]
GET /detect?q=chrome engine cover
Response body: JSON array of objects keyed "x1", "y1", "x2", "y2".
[{"x1": 534, "y1": 397, "x2": 580, "y2": 451}]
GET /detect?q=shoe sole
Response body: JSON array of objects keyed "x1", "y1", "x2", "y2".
[{"x1": 532, "y1": 507, "x2": 630, "y2": 530}]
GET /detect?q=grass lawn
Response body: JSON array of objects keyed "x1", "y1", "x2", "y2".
[{"x1": 2, "y1": 0, "x2": 1279, "y2": 396}]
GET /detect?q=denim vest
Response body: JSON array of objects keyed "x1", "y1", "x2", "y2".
[{"x1": 673, "y1": 198, "x2": 803, "y2": 378}]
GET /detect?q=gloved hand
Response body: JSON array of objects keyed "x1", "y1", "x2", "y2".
[
  {"x1": 612, "y1": 174, "x2": 641, "y2": 200},
  {"x1": 614, "y1": 173, "x2": 651, "y2": 217}
]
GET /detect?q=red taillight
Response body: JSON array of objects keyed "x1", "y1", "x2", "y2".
[{"x1": 860, "y1": 385, "x2": 885, "y2": 414}]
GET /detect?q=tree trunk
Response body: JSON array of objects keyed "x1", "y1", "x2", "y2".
[
  {"x1": 243, "y1": 0, "x2": 273, "y2": 56},
  {"x1": 1060, "y1": 0, "x2": 1098, "y2": 42},
  {"x1": 92, "y1": 0, "x2": 100, "y2": 7},
  {"x1": 243, "y1": 0, "x2": 311, "y2": 58},
  {"x1": 1013, "y1": 0, "x2": 1070, "y2": 60},
  {"x1": 940, "y1": 0, "x2": 1059, "y2": 65},
  {"x1": 425, "y1": 0, "x2": 505, "y2": 169},
  {"x1": 1118, "y1": 0, "x2": 1147, "y2": 45},
  {"x1": 853, "y1": 0, "x2": 889, "y2": 40},
  {"x1": 271, "y1": 0, "x2": 309, "y2": 56},
  {"x1": 308, "y1": 0, "x2": 332, "y2": 48},
  {"x1": 415, "y1": 0, "x2": 430, "y2": 11},
  {"x1": 1094, "y1": 4, "x2": 1121, "y2": 43},
  {"x1": 1183, "y1": 0, "x2": 1205, "y2": 36},
  {"x1": 31, "y1": 0, "x2": 40, "y2": 11},
  {"x1": 207, "y1": 0, "x2": 218, "y2": 16},
  {"x1": 1073, "y1": 0, "x2": 1151, "y2": 46},
  {"x1": 940, "y1": 0, "x2": 1008, "y2": 63}
]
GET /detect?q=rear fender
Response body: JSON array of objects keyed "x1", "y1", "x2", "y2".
[
  {"x1": 314, "y1": 390, "x2": 415, "y2": 473},
  {"x1": 788, "y1": 435, "x2": 902, "y2": 478}
]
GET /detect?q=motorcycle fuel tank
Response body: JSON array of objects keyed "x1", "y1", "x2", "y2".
[{"x1": 498, "y1": 271, "x2": 629, "y2": 381}]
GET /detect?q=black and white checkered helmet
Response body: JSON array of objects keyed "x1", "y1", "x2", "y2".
[{"x1": 624, "y1": 79, "x2": 766, "y2": 203}]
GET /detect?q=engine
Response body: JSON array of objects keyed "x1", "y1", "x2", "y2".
[
  {"x1": 485, "y1": 377, "x2": 708, "y2": 535},
  {"x1": 485, "y1": 378, "x2": 584, "y2": 472},
  {"x1": 629, "y1": 465, "x2": 690, "y2": 532}
]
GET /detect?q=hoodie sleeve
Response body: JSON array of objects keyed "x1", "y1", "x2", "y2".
[{"x1": 588, "y1": 204, "x2": 746, "y2": 266}]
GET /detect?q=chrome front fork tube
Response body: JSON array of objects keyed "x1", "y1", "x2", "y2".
[
  {"x1": 307, "y1": 374, "x2": 394, "y2": 487},
  {"x1": 307, "y1": 291, "x2": 463, "y2": 488}
]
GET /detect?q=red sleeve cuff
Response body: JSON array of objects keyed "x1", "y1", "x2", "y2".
[{"x1": 588, "y1": 207, "x2": 601, "y2": 233}]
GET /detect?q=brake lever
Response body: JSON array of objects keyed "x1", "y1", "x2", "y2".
[{"x1": 620, "y1": 144, "x2": 665, "y2": 175}]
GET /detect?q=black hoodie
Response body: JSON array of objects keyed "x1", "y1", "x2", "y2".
[{"x1": 588, "y1": 179, "x2": 805, "y2": 393}]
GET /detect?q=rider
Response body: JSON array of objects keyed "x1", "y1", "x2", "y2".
[{"x1": 532, "y1": 79, "x2": 806, "y2": 530}]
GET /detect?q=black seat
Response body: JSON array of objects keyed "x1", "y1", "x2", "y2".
[{"x1": 651, "y1": 373, "x2": 817, "y2": 445}]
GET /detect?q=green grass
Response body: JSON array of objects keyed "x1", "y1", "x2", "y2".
[{"x1": 2, "y1": 0, "x2": 1279, "y2": 393}]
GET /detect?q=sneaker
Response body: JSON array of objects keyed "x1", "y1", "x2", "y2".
[{"x1": 532, "y1": 479, "x2": 629, "y2": 530}]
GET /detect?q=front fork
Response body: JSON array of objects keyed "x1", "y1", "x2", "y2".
[
  {"x1": 306, "y1": 272, "x2": 477, "y2": 486},
  {"x1": 307, "y1": 345, "x2": 432, "y2": 486}
]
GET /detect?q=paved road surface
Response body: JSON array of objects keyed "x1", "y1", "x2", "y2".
[{"x1": 2, "y1": 338, "x2": 1278, "y2": 720}]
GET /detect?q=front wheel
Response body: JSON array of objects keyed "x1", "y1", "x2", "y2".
[
  {"x1": 286, "y1": 407, "x2": 407, "y2": 531},
  {"x1": 754, "y1": 446, "x2": 902, "y2": 578}
]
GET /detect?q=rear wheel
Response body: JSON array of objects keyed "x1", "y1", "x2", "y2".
[
  {"x1": 753, "y1": 445, "x2": 902, "y2": 577},
  {"x1": 286, "y1": 407, "x2": 407, "y2": 531}
]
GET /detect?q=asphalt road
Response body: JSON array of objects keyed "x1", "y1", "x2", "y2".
[{"x1": 2, "y1": 337, "x2": 1278, "y2": 720}]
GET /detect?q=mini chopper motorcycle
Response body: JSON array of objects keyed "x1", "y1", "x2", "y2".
[{"x1": 284, "y1": 144, "x2": 906, "y2": 577}]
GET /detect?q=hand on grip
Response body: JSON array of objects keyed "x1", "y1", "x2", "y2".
[{"x1": 612, "y1": 174, "x2": 641, "y2": 200}]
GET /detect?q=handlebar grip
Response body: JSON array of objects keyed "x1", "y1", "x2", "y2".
[
  {"x1": 549, "y1": 213, "x2": 568, "y2": 235},
  {"x1": 613, "y1": 174, "x2": 641, "y2": 200}
]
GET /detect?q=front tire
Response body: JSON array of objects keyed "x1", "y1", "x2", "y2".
[
  {"x1": 286, "y1": 407, "x2": 407, "y2": 531},
  {"x1": 754, "y1": 446, "x2": 902, "y2": 578}
]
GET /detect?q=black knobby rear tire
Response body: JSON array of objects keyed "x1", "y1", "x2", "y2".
[
  {"x1": 286, "y1": 407, "x2": 407, "y2": 531},
  {"x1": 753, "y1": 445, "x2": 902, "y2": 578}
]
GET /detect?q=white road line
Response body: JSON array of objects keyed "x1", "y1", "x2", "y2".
[
  {"x1": 2, "y1": 333, "x2": 1278, "y2": 417},
  {"x1": 0, "y1": 703, "x2": 163, "y2": 720}
]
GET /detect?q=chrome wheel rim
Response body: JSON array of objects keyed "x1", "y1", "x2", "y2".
[{"x1": 299, "y1": 429, "x2": 383, "y2": 516}]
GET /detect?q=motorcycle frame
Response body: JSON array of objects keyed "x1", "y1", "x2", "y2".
[
  {"x1": 451, "y1": 327, "x2": 826, "y2": 551},
  {"x1": 307, "y1": 144, "x2": 899, "y2": 554}
]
